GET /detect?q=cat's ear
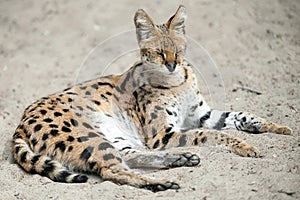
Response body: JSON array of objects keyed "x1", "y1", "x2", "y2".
[
  {"x1": 166, "y1": 5, "x2": 186, "y2": 35},
  {"x1": 134, "y1": 9, "x2": 157, "y2": 44}
]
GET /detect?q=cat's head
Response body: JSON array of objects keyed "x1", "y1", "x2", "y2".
[{"x1": 134, "y1": 5, "x2": 187, "y2": 73}]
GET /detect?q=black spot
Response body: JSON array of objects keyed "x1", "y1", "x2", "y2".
[
  {"x1": 190, "y1": 104, "x2": 198, "y2": 112},
  {"x1": 154, "y1": 85, "x2": 170, "y2": 89},
  {"x1": 165, "y1": 127, "x2": 172, "y2": 133},
  {"x1": 62, "y1": 109, "x2": 69, "y2": 112},
  {"x1": 178, "y1": 135, "x2": 187, "y2": 147},
  {"x1": 82, "y1": 122, "x2": 93, "y2": 129},
  {"x1": 106, "y1": 91, "x2": 112, "y2": 96},
  {"x1": 66, "y1": 92, "x2": 78, "y2": 95},
  {"x1": 67, "y1": 136, "x2": 75, "y2": 142},
  {"x1": 40, "y1": 110, "x2": 47, "y2": 115},
  {"x1": 86, "y1": 105, "x2": 96, "y2": 112},
  {"x1": 56, "y1": 171, "x2": 72, "y2": 182},
  {"x1": 201, "y1": 136, "x2": 207, "y2": 143},
  {"x1": 31, "y1": 155, "x2": 41, "y2": 164},
  {"x1": 103, "y1": 153, "x2": 115, "y2": 161},
  {"x1": 76, "y1": 106, "x2": 83, "y2": 111},
  {"x1": 91, "y1": 84, "x2": 98, "y2": 89},
  {"x1": 88, "y1": 132, "x2": 98, "y2": 137},
  {"x1": 42, "y1": 133, "x2": 49, "y2": 140},
  {"x1": 150, "y1": 112, "x2": 158, "y2": 119},
  {"x1": 24, "y1": 130, "x2": 30, "y2": 138},
  {"x1": 50, "y1": 129, "x2": 59, "y2": 136},
  {"x1": 28, "y1": 119, "x2": 37, "y2": 125},
  {"x1": 61, "y1": 126, "x2": 72, "y2": 133},
  {"x1": 92, "y1": 100, "x2": 100, "y2": 105},
  {"x1": 199, "y1": 101, "x2": 203, "y2": 106},
  {"x1": 242, "y1": 116, "x2": 247, "y2": 122},
  {"x1": 68, "y1": 146, "x2": 73, "y2": 152},
  {"x1": 39, "y1": 143, "x2": 47, "y2": 152},
  {"x1": 77, "y1": 136, "x2": 89, "y2": 142},
  {"x1": 43, "y1": 118, "x2": 53, "y2": 123},
  {"x1": 55, "y1": 141, "x2": 66, "y2": 152},
  {"x1": 153, "y1": 140, "x2": 160, "y2": 149},
  {"x1": 85, "y1": 91, "x2": 91, "y2": 95},
  {"x1": 88, "y1": 161, "x2": 96, "y2": 170},
  {"x1": 154, "y1": 105, "x2": 163, "y2": 110},
  {"x1": 193, "y1": 138, "x2": 198, "y2": 145},
  {"x1": 225, "y1": 112, "x2": 230, "y2": 118},
  {"x1": 100, "y1": 94, "x2": 108, "y2": 101},
  {"x1": 49, "y1": 124, "x2": 59, "y2": 128},
  {"x1": 34, "y1": 124, "x2": 42, "y2": 132},
  {"x1": 120, "y1": 146, "x2": 132, "y2": 151},
  {"x1": 98, "y1": 142, "x2": 114, "y2": 150},
  {"x1": 63, "y1": 121, "x2": 71, "y2": 127},
  {"x1": 13, "y1": 132, "x2": 22, "y2": 139},
  {"x1": 141, "y1": 116, "x2": 145, "y2": 124},
  {"x1": 98, "y1": 82, "x2": 114, "y2": 88},
  {"x1": 70, "y1": 119, "x2": 78, "y2": 127},
  {"x1": 152, "y1": 128, "x2": 157, "y2": 138},
  {"x1": 80, "y1": 146, "x2": 94, "y2": 162},
  {"x1": 15, "y1": 146, "x2": 21, "y2": 154},
  {"x1": 20, "y1": 151, "x2": 27, "y2": 162},
  {"x1": 41, "y1": 159, "x2": 54, "y2": 176},
  {"x1": 199, "y1": 111, "x2": 211, "y2": 126},
  {"x1": 31, "y1": 138, "x2": 38, "y2": 146},
  {"x1": 166, "y1": 109, "x2": 173, "y2": 115},
  {"x1": 116, "y1": 157, "x2": 122, "y2": 163},
  {"x1": 162, "y1": 132, "x2": 175, "y2": 145},
  {"x1": 54, "y1": 112, "x2": 62, "y2": 117}
]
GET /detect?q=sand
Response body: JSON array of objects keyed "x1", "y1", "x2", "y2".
[{"x1": 0, "y1": 0, "x2": 299, "y2": 199}]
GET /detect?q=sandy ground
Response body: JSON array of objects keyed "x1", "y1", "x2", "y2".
[{"x1": 0, "y1": 0, "x2": 299, "y2": 199}]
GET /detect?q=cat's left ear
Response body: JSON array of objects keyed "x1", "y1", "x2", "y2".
[
  {"x1": 134, "y1": 9, "x2": 157, "y2": 44},
  {"x1": 166, "y1": 5, "x2": 186, "y2": 35}
]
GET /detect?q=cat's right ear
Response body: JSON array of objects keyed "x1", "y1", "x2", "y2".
[{"x1": 134, "y1": 9, "x2": 157, "y2": 44}]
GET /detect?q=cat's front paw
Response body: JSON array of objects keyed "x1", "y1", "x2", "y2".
[
  {"x1": 232, "y1": 142, "x2": 260, "y2": 158},
  {"x1": 275, "y1": 126, "x2": 292, "y2": 135}
]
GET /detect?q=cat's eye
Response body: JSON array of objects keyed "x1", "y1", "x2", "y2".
[{"x1": 157, "y1": 51, "x2": 166, "y2": 60}]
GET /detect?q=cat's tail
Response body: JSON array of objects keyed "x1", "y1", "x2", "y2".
[{"x1": 12, "y1": 126, "x2": 88, "y2": 183}]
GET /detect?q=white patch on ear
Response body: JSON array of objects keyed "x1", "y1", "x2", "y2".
[
  {"x1": 134, "y1": 9, "x2": 157, "y2": 43},
  {"x1": 166, "y1": 5, "x2": 187, "y2": 35}
]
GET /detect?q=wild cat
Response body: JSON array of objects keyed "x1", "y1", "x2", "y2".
[{"x1": 13, "y1": 5, "x2": 292, "y2": 192}]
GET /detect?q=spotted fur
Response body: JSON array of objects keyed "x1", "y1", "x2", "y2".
[{"x1": 13, "y1": 5, "x2": 292, "y2": 192}]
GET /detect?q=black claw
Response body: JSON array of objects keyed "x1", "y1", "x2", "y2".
[
  {"x1": 72, "y1": 174, "x2": 88, "y2": 183},
  {"x1": 144, "y1": 182, "x2": 180, "y2": 192}
]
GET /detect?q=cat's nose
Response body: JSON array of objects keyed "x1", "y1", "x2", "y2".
[{"x1": 166, "y1": 62, "x2": 176, "y2": 72}]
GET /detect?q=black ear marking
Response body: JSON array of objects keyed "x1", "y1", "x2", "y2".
[{"x1": 166, "y1": 5, "x2": 186, "y2": 35}]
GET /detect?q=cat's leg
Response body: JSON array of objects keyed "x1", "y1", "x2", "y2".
[
  {"x1": 86, "y1": 145, "x2": 179, "y2": 192},
  {"x1": 148, "y1": 128, "x2": 260, "y2": 157},
  {"x1": 201, "y1": 110, "x2": 292, "y2": 135},
  {"x1": 121, "y1": 149, "x2": 200, "y2": 169}
]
